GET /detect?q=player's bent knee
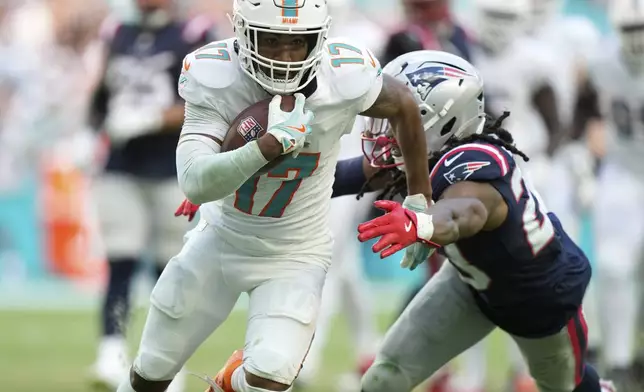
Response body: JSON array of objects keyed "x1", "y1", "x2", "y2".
[
  {"x1": 245, "y1": 370, "x2": 290, "y2": 391},
  {"x1": 129, "y1": 367, "x2": 172, "y2": 392},
  {"x1": 361, "y1": 361, "x2": 412, "y2": 392}
]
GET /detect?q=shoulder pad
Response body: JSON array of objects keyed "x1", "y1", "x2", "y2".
[
  {"x1": 586, "y1": 38, "x2": 619, "y2": 84},
  {"x1": 517, "y1": 38, "x2": 558, "y2": 87},
  {"x1": 430, "y1": 142, "x2": 515, "y2": 199},
  {"x1": 562, "y1": 16, "x2": 600, "y2": 41},
  {"x1": 561, "y1": 17, "x2": 601, "y2": 59},
  {"x1": 321, "y1": 37, "x2": 383, "y2": 102},
  {"x1": 179, "y1": 39, "x2": 240, "y2": 106}
]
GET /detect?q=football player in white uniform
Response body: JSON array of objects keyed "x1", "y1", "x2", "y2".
[
  {"x1": 528, "y1": 0, "x2": 604, "y2": 369},
  {"x1": 529, "y1": 0, "x2": 600, "y2": 134},
  {"x1": 472, "y1": 0, "x2": 563, "y2": 194},
  {"x1": 116, "y1": 1, "x2": 432, "y2": 392},
  {"x1": 586, "y1": 0, "x2": 644, "y2": 389}
]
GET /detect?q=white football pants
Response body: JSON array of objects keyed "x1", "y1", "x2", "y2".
[
  {"x1": 130, "y1": 220, "x2": 328, "y2": 386},
  {"x1": 593, "y1": 159, "x2": 644, "y2": 369}
]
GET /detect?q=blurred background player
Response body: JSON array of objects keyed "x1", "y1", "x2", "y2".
[
  {"x1": 382, "y1": 0, "x2": 472, "y2": 64},
  {"x1": 583, "y1": 0, "x2": 644, "y2": 389},
  {"x1": 296, "y1": 1, "x2": 385, "y2": 390},
  {"x1": 528, "y1": 0, "x2": 603, "y2": 369},
  {"x1": 88, "y1": 0, "x2": 215, "y2": 389},
  {"x1": 471, "y1": 0, "x2": 563, "y2": 186}
]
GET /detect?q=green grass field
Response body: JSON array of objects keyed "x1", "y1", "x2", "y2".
[{"x1": 0, "y1": 308, "x2": 514, "y2": 392}]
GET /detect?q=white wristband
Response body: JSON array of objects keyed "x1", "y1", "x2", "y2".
[{"x1": 415, "y1": 212, "x2": 435, "y2": 243}]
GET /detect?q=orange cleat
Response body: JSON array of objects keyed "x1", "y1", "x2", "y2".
[{"x1": 205, "y1": 350, "x2": 244, "y2": 392}]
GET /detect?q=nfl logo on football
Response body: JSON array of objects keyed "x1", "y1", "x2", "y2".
[{"x1": 237, "y1": 117, "x2": 264, "y2": 143}]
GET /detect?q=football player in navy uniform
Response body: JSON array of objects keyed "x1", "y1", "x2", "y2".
[
  {"x1": 89, "y1": 0, "x2": 215, "y2": 389},
  {"x1": 382, "y1": 0, "x2": 472, "y2": 64},
  {"x1": 353, "y1": 51, "x2": 615, "y2": 392}
]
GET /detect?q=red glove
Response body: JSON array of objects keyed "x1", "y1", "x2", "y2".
[
  {"x1": 357, "y1": 200, "x2": 439, "y2": 259},
  {"x1": 174, "y1": 199, "x2": 200, "y2": 222}
]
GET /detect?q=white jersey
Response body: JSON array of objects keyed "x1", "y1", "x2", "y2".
[
  {"x1": 533, "y1": 16, "x2": 601, "y2": 126},
  {"x1": 473, "y1": 36, "x2": 559, "y2": 159},
  {"x1": 179, "y1": 37, "x2": 383, "y2": 260},
  {"x1": 588, "y1": 39, "x2": 644, "y2": 180}
]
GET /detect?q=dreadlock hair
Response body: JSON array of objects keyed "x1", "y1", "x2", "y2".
[{"x1": 359, "y1": 111, "x2": 529, "y2": 201}]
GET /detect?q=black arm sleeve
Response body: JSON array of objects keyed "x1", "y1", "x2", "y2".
[
  {"x1": 332, "y1": 156, "x2": 368, "y2": 198},
  {"x1": 89, "y1": 80, "x2": 109, "y2": 131},
  {"x1": 532, "y1": 84, "x2": 563, "y2": 155},
  {"x1": 571, "y1": 78, "x2": 602, "y2": 141}
]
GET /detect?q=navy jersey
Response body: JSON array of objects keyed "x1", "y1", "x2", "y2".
[
  {"x1": 381, "y1": 23, "x2": 472, "y2": 66},
  {"x1": 93, "y1": 18, "x2": 213, "y2": 179},
  {"x1": 431, "y1": 142, "x2": 591, "y2": 338}
]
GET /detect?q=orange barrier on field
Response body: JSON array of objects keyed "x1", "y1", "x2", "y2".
[{"x1": 41, "y1": 156, "x2": 105, "y2": 283}]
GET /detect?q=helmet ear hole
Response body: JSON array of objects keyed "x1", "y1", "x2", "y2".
[{"x1": 441, "y1": 117, "x2": 456, "y2": 136}]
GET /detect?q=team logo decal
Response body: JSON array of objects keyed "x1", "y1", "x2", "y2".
[
  {"x1": 237, "y1": 116, "x2": 264, "y2": 142},
  {"x1": 443, "y1": 161, "x2": 490, "y2": 184},
  {"x1": 279, "y1": 0, "x2": 299, "y2": 24},
  {"x1": 406, "y1": 65, "x2": 472, "y2": 100}
]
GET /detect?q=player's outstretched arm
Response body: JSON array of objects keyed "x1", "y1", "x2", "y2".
[
  {"x1": 421, "y1": 181, "x2": 501, "y2": 244},
  {"x1": 361, "y1": 74, "x2": 432, "y2": 201},
  {"x1": 331, "y1": 156, "x2": 393, "y2": 198},
  {"x1": 358, "y1": 181, "x2": 507, "y2": 258}
]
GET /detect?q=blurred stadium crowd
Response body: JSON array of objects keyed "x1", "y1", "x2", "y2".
[{"x1": 0, "y1": 0, "x2": 639, "y2": 392}]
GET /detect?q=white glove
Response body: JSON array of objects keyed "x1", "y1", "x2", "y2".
[
  {"x1": 399, "y1": 193, "x2": 436, "y2": 271},
  {"x1": 104, "y1": 106, "x2": 164, "y2": 145},
  {"x1": 267, "y1": 93, "x2": 314, "y2": 158}
]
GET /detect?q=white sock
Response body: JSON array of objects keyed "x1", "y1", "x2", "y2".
[
  {"x1": 599, "y1": 261, "x2": 638, "y2": 368},
  {"x1": 232, "y1": 367, "x2": 292, "y2": 392},
  {"x1": 583, "y1": 280, "x2": 602, "y2": 350}
]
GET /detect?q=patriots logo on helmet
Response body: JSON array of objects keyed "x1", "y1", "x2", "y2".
[
  {"x1": 406, "y1": 65, "x2": 472, "y2": 100},
  {"x1": 237, "y1": 116, "x2": 264, "y2": 142},
  {"x1": 443, "y1": 161, "x2": 490, "y2": 184}
]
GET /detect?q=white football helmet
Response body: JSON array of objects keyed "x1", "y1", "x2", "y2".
[
  {"x1": 474, "y1": 0, "x2": 532, "y2": 53},
  {"x1": 611, "y1": 0, "x2": 644, "y2": 74},
  {"x1": 361, "y1": 50, "x2": 485, "y2": 169},
  {"x1": 230, "y1": 0, "x2": 331, "y2": 94}
]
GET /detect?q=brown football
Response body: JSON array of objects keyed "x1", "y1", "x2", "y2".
[{"x1": 222, "y1": 95, "x2": 296, "y2": 174}]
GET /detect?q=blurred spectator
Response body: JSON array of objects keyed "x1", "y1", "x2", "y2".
[{"x1": 87, "y1": 1, "x2": 216, "y2": 390}]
